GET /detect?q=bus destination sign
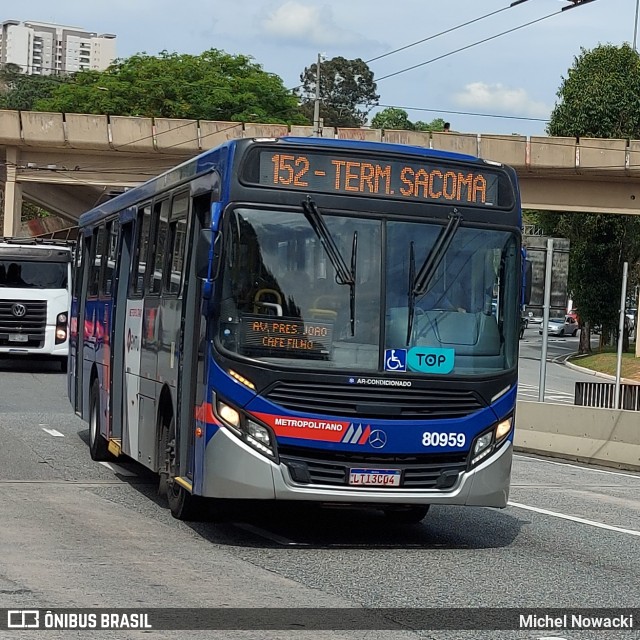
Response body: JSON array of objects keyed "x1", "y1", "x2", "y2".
[
  {"x1": 247, "y1": 149, "x2": 504, "y2": 207},
  {"x1": 241, "y1": 315, "x2": 333, "y2": 359}
]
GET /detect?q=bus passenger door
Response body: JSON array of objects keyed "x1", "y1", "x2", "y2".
[
  {"x1": 122, "y1": 204, "x2": 151, "y2": 462},
  {"x1": 109, "y1": 219, "x2": 132, "y2": 445},
  {"x1": 176, "y1": 191, "x2": 211, "y2": 483},
  {"x1": 71, "y1": 234, "x2": 87, "y2": 415}
]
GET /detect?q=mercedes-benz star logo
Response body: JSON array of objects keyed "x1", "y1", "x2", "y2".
[
  {"x1": 368, "y1": 429, "x2": 387, "y2": 449},
  {"x1": 11, "y1": 303, "x2": 26, "y2": 317}
]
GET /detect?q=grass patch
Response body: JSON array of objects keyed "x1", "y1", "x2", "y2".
[{"x1": 571, "y1": 347, "x2": 640, "y2": 381}]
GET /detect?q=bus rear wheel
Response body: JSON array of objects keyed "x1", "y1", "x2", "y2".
[
  {"x1": 382, "y1": 504, "x2": 430, "y2": 524},
  {"x1": 160, "y1": 415, "x2": 202, "y2": 521},
  {"x1": 88, "y1": 379, "x2": 114, "y2": 461}
]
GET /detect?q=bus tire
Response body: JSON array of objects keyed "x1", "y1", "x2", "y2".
[
  {"x1": 161, "y1": 415, "x2": 203, "y2": 521},
  {"x1": 89, "y1": 379, "x2": 113, "y2": 461},
  {"x1": 382, "y1": 504, "x2": 430, "y2": 524}
]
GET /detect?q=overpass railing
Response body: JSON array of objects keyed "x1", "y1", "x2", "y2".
[{"x1": 575, "y1": 381, "x2": 640, "y2": 410}]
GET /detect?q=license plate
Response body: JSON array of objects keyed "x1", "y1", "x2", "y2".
[
  {"x1": 348, "y1": 468, "x2": 401, "y2": 487},
  {"x1": 9, "y1": 334, "x2": 28, "y2": 342}
]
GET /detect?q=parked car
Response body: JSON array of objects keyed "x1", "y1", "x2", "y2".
[
  {"x1": 539, "y1": 315, "x2": 579, "y2": 336},
  {"x1": 626, "y1": 308, "x2": 636, "y2": 333}
]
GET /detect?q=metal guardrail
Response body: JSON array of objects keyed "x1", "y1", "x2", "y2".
[{"x1": 575, "y1": 381, "x2": 640, "y2": 410}]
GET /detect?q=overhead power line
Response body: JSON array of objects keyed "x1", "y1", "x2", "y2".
[
  {"x1": 375, "y1": 8, "x2": 572, "y2": 83},
  {"x1": 376, "y1": 103, "x2": 549, "y2": 123},
  {"x1": 365, "y1": 4, "x2": 514, "y2": 64}
]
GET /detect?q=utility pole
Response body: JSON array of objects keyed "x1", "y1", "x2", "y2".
[
  {"x1": 313, "y1": 53, "x2": 322, "y2": 137},
  {"x1": 634, "y1": 0, "x2": 640, "y2": 51},
  {"x1": 614, "y1": 262, "x2": 629, "y2": 409}
]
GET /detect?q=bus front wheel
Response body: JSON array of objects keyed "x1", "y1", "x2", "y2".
[
  {"x1": 160, "y1": 415, "x2": 202, "y2": 521},
  {"x1": 89, "y1": 379, "x2": 114, "y2": 461},
  {"x1": 382, "y1": 504, "x2": 430, "y2": 524}
]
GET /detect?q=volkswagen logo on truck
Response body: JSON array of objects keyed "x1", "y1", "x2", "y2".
[{"x1": 11, "y1": 303, "x2": 26, "y2": 317}]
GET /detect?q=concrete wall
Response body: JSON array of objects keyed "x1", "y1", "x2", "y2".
[
  {"x1": 2, "y1": 109, "x2": 640, "y2": 176},
  {"x1": 515, "y1": 401, "x2": 640, "y2": 472},
  {"x1": 4, "y1": 109, "x2": 640, "y2": 231}
]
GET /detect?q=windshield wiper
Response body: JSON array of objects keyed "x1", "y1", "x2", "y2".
[
  {"x1": 301, "y1": 196, "x2": 357, "y2": 335},
  {"x1": 349, "y1": 230, "x2": 358, "y2": 336},
  {"x1": 406, "y1": 241, "x2": 416, "y2": 344},
  {"x1": 406, "y1": 208, "x2": 463, "y2": 344}
]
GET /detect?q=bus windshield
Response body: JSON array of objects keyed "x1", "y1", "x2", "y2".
[
  {"x1": 0, "y1": 260, "x2": 68, "y2": 289},
  {"x1": 216, "y1": 206, "x2": 519, "y2": 377}
]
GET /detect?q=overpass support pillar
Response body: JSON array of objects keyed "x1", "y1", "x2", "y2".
[{"x1": 2, "y1": 147, "x2": 22, "y2": 238}]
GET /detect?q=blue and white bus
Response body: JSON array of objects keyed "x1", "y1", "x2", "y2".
[{"x1": 69, "y1": 136, "x2": 523, "y2": 523}]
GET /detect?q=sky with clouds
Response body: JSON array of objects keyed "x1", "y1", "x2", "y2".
[{"x1": 5, "y1": 0, "x2": 635, "y2": 135}]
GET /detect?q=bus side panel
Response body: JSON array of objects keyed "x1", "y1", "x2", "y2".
[{"x1": 84, "y1": 297, "x2": 109, "y2": 435}]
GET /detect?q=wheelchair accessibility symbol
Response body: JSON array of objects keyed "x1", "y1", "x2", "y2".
[{"x1": 384, "y1": 349, "x2": 407, "y2": 372}]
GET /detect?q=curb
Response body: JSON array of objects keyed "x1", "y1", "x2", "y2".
[{"x1": 563, "y1": 358, "x2": 640, "y2": 385}]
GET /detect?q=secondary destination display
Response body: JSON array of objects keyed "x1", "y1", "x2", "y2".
[
  {"x1": 240, "y1": 315, "x2": 333, "y2": 359},
  {"x1": 244, "y1": 149, "x2": 505, "y2": 207}
]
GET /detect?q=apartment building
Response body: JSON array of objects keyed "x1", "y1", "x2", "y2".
[{"x1": 0, "y1": 19, "x2": 116, "y2": 75}]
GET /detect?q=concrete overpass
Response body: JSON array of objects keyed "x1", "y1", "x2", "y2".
[{"x1": 2, "y1": 108, "x2": 640, "y2": 236}]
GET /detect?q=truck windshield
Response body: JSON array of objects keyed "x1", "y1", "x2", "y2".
[
  {"x1": 0, "y1": 260, "x2": 68, "y2": 289},
  {"x1": 216, "y1": 207, "x2": 519, "y2": 377}
]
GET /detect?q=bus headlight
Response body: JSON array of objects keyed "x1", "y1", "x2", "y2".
[
  {"x1": 215, "y1": 398, "x2": 277, "y2": 461},
  {"x1": 473, "y1": 432, "x2": 493, "y2": 456},
  {"x1": 470, "y1": 417, "x2": 513, "y2": 468},
  {"x1": 218, "y1": 402, "x2": 240, "y2": 429}
]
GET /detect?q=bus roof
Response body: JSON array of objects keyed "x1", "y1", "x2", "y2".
[{"x1": 78, "y1": 136, "x2": 496, "y2": 228}]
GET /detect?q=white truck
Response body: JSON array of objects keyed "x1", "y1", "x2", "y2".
[{"x1": 0, "y1": 238, "x2": 73, "y2": 371}]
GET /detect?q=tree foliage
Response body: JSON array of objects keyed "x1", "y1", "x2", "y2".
[
  {"x1": 297, "y1": 56, "x2": 379, "y2": 128},
  {"x1": 370, "y1": 107, "x2": 413, "y2": 130},
  {"x1": 546, "y1": 44, "x2": 640, "y2": 353},
  {"x1": 369, "y1": 107, "x2": 446, "y2": 132},
  {"x1": 33, "y1": 50, "x2": 307, "y2": 124},
  {"x1": 548, "y1": 44, "x2": 640, "y2": 139},
  {"x1": 0, "y1": 64, "x2": 69, "y2": 111}
]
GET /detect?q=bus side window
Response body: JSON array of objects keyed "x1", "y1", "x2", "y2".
[
  {"x1": 102, "y1": 221, "x2": 119, "y2": 297},
  {"x1": 73, "y1": 235, "x2": 84, "y2": 300},
  {"x1": 165, "y1": 192, "x2": 189, "y2": 296},
  {"x1": 149, "y1": 199, "x2": 170, "y2": 296},
  {"x1": 88, "y1": 226, "x2": 106, "y2": 298},
  {"x1": 130, "y1": 204, "x2": 151, "y2": 297}
]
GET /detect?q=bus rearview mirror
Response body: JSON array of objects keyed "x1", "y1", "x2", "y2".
[{"x1": 196, "y1": 229, "x2": 214, "y2": 279}]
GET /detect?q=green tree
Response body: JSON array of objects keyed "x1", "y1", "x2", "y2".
[
  {"x1": 414, "y1": 118, "x2": 446, "y2": 132},
  {"x1": 369, "y1": 108, "x2": 446, "y2": 132},
  {"x1": 370, "y1": 107, "x2": 414, "y2": 130},
  {"x1": 548, "y1": 44, "x2": 640, "y2": 138},
  {"x1": 297, "y1": 56, "x2": 379, "y2": 128},
  {"x1": 35, "y1": 50, "x2": 307, "y2": 124},
  {"x1": 546, "y1": 44, "x2": 640, "y2": 354},
  {"x1": 0, "y1": 63, "x2": 69, "y2": 111}
]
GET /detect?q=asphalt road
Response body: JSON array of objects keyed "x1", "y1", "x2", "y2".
[
  {"x1": 518, "y1": 326, "x2": 604, "y2": 404},
  {"x1": 0, "y1": 357, "x2": 639, "y2": 639}
]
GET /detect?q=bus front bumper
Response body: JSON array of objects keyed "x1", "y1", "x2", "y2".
[
  {"x1": 202, "y1": 428, "x2": 512, "y2": 508},
  {"x1": 0, "y1": 325, "x2": 68, "y2": 357}
]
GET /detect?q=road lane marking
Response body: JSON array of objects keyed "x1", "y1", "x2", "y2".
[
  {"x1": 508, "y1": 501, "x2": 640, "y2": 537},
  {"x1": 41, "y1": 428, "x2": 64, "y2": 437},
  {"x1": 98, "y1": 461, "x2": 138, "y2": 477},
  {"x1": 515, "y1": 454, "x2": 640, "y2": 480}
]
